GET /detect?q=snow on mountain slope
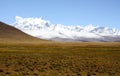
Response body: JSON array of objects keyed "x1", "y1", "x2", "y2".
[{"x1": 13, "y1": 16, "x2": 120, "y2": 42}]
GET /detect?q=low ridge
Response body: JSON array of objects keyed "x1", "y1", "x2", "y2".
[{"x1": 0, "y1": 22, "x2": 47, "y2": 43}]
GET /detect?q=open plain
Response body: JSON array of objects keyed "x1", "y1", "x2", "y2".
[{"x1": 0, "y1": 42, "x2": 120, "y2": 76}]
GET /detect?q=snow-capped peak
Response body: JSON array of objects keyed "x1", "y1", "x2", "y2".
[{"x1": 13, "y1": 16, "x2": 120, "y2": 42}]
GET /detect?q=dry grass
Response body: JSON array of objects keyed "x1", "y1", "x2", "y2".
[{"x1": 0, "y1": 42, "x2": 120, "y2": 76}]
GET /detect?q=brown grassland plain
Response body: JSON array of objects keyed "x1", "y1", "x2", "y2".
[{"x1": 0, "y1": 42, "x2": 120, "y2": 76}]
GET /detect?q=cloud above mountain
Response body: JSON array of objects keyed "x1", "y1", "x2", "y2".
[{"x1": 13, "y1": 16, "x2": 120, "y2": 42}]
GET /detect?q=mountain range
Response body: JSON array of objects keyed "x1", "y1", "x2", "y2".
[{"x1": 12, "y1": 16, "x2": 120, "y2": 42}]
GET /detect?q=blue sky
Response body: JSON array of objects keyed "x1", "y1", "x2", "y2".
[{"x1": 0, "y1": 0, "x2": 120, "y2": 29}]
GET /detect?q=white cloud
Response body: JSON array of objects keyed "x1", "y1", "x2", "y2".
[{"x1": 15, "y1": 16, "x2": 50, "y2": 27}]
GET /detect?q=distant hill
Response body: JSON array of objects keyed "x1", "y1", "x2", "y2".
[{"x1": 0, "y1": 22, "x2": 47, "y2": 43}]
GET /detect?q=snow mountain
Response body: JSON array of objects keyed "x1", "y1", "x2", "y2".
[{"x1": 13, "y1": 16, "x2": 120, "y2": 42}]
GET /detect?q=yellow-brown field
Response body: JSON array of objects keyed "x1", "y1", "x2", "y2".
[{"x1": 0, "y1": 42, "x2": 120, "y2": 76}]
